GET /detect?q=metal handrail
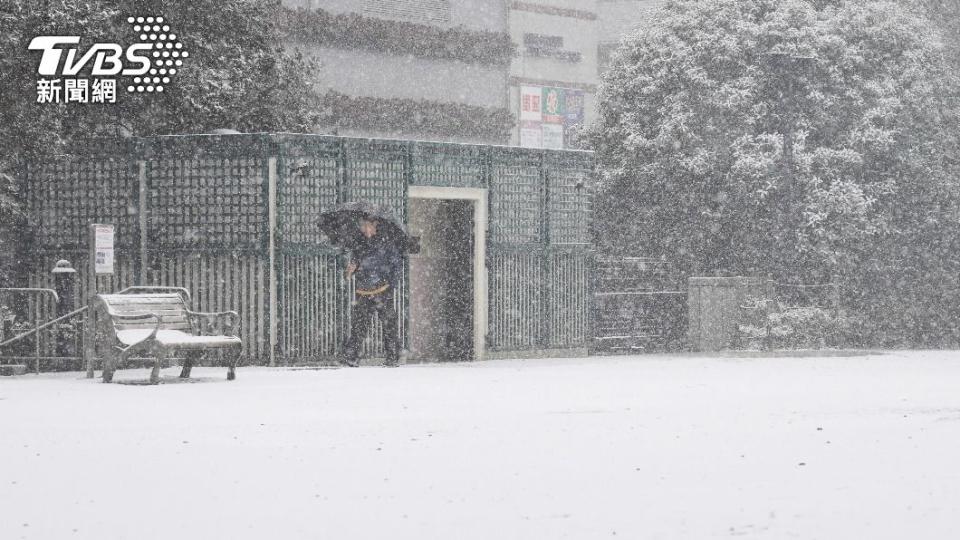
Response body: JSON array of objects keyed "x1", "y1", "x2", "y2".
[
  {"x1": 0, "y1": 306, "x2": 88, "y2": 348},
  {"x1": 0, "y1": 288, "x2": 65, "y2": 375},
  {"x1": 0, "y1": 288, "x2": 60, "y2": 304},
  {"x1": 593, "y1": 291, "x2": 686, "y2": 297}
]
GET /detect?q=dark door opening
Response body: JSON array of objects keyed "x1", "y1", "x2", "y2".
[{"x1": 408, "y1": 198, "x2": 474, "y2": 362}]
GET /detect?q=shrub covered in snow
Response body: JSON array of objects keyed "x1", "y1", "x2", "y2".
[{"x1": 592, "y1": 0, "x2": 960, "y2": 347}]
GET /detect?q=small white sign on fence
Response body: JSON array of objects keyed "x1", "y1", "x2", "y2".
[{"x1": 93, "y1": 224, "x2": 114, "y2": 275}]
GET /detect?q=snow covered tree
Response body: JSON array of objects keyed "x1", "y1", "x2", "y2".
[
  {"x1": 0, "y1": 0, "x2": 322, "y2": 149},
  {"x1": 0, "y1": 0, "x2": 322, "y2": 284},
  {"x1": 591, "y1": 0, "x2": 960, "y2": 345}
]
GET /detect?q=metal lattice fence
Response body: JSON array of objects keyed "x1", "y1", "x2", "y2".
[
  {"x1": 591, "y1": 257, "x2": 687, "y2": 353},
  {"x1": 17, "y1": 134, "x2": 594, "y2": 366}
]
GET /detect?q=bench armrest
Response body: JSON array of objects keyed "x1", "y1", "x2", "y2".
[
  {"x1": 186, "y1": 310, "x2": 240, "y2": 337},
  {"x1": 104, "y1": 311, "x2": 162, "y2": 347}
]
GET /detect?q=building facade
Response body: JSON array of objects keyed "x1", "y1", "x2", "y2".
[
  {"x1": 280, "y1": 0, "x2": 513, "y2": 144},
  {"x1": 280, "y1": 0, "x2": 664, "y2": 147},
  {"x1": 508, "y1": 0, "x2": 664, "y2": 148}
]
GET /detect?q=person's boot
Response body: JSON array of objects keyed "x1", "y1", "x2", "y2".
[
  {"x1": 383, "y1": 344, "x2": 400, "y2": 367},
  {"x1": 340, "y1": 348, "x2": 360, "y2": 367},
  {"x1": 383, "y1": 350, "x2": 399, "y2": 367}
]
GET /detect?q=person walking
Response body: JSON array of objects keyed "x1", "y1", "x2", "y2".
[{"x1": 342, "y1": 217, "x2": 403, "y2": 367}]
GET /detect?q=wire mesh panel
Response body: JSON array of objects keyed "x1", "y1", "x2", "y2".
[
  {"x1": 591, "y1": 257, "x2": 687, "y2": 353},
  {"x1": 544, "y1": 152, "x2": 592, "y2": 246},
  {"x1": 276, "y1": 254, "x2": 408, "y2": 363},
  {"x1": 343, "y1": 139, "x2": 407, "y2": 215},
  {"x1": 151, "y1": 251, "x2": 269, "y2": 362},
  {"x1": 545, "y1": 250, "x2": 588, "y2": 348},
  {"x1": 26, "y1": 156, "x2": 138, "y2": 250},
  {"x1": 278, "y1": 252, "x2": 347, "y2": 361},
  {"x1": 485, "y1": 149, "x2": 594, "y2": 354},
  {"x1": 275, "y1": 136, "x2": 409, "y2": 364},
  {"x1": 410, "y1": 142, "x2": 485, "y2": 188},
  {"x1": 541, "y1": 152, "x2": 592, "y2": 350},
  {"x1": 593, "y1": 257, "x2": 680, "y2": 292},
  {"x1": 277, "y1": 136, "x2": 342, "y2": 252},
  {"x1": 142, "y1": 136, "x2": 272, "y2": 251},
  {"x1": 487, "y1": 248, "x2": 543, "y2": 351},
  {"x1": 488, "y1": 148, "x2": 543, "y2": 245},
  {"x1": 22, "y1": 151, "x2": 140, "y2": 370},
  {"x1": 276, "y1": 136, "x2": 346, "y2": 363},
  {"x1": 139, "y1": 136, "x2": 274, "y2": 363}
]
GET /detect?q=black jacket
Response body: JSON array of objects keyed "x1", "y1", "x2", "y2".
[{"x1": 350, "y1": 235, "x2": 402, "y2": 291}]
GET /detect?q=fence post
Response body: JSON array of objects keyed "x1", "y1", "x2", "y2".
[
  {"x1": 33, "y1": 299, "x2": 40, "y2": 374},
  {"x1": 138, "y1": 160, "x2": 148, "y2": 284},
  {"x1": 85, "y1": 226, "x2": 97, "y2": 378},
  {"x1": 52, "y1": 260, "x2": 77, "y2": 366},
  {"x1": 268, "y1": 156, "x2": 278, "y2": 367},
  {"x1": 539, "y1": 152, "x2": 551, "y2": 348}
]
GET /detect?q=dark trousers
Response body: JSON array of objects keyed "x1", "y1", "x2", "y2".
[{"x1": 344, "y1": 287, "x2": 399, "y2": 363}]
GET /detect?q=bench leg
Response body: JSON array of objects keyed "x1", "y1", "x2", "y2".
[
  {"x1": 102, "y1": 347, "x2": 117, "y2": 383},
  {"x1": 227, "y1": 351, "x2": 238, "y2": 381},
  {"x1": 149, "y1": 349, "x2": 165, "y2": 385},
  {"x1": 180, "y1": 351, "x2": 198, "y2": 379}
]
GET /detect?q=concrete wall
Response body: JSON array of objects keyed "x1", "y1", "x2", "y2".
[{"x1": 509, "y1": 1, "x2": 600, "y2": 85}]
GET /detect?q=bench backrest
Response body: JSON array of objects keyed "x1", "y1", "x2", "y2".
[{"x1": 98, "y1": 293, "x2": 192, "y2": 332}]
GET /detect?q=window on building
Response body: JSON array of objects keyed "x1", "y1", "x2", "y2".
[
  {"x1": 598, "y1": 43, "x2": 618, "y2": 75},
  {"x1": 523, "y1": 33, "x2": 582, "y2": 62},
  {"x1": 363, "y1": 0, "x2": 451, "y2": 25}
]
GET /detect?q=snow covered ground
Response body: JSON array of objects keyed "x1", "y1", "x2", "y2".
[{"x1": 2, "y1": 350, "x2": 960, "y2": 540}]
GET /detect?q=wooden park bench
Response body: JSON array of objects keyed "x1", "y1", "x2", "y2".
[{"x1": 94, "y1": 287, "x2": 241, "y2": 384}]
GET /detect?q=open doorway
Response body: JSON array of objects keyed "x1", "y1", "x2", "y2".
[{"x1": 408, "y1": 187, "x2": 487, "y2": 362}]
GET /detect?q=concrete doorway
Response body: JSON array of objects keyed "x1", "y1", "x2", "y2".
[{"x1": 408, "y1": 187, "x2": 487, "y2": 362}]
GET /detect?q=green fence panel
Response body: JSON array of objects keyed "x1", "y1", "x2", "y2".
[
  {"x1": 276, "y1": 135, "x2": 341, "y2": 254},
  {"x1": 17, "y1": 134, "x2": 594, "y2": 365},
  {"x1": 488, "y1": 148, "x2": 543, "y2": 245},
  {"x1": 485, "y1": 148, "x2": 593, "y2": 353},
  {"x1": 342, "y1": 139, "x2": 408, "y2": 214},
  {"x1": 26, "y1": 154, "x2": 138, "y2": 251},
  {"x1": 544, "y1": 151, "x2": 592, "y2": 247},
  {"x1": 410, "y1": 141, "x2": 485, "y2": 188},
  {"x1": 487, "y1": 246, "x2": 544, "y2": 351},
  {"x1": 140, "y1": 135, "x2": 274, "y2": 251}
]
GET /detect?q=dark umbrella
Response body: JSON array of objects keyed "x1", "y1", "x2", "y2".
[{"x1": 317, "y1": 200, "x2": 416, "y2": 252}]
